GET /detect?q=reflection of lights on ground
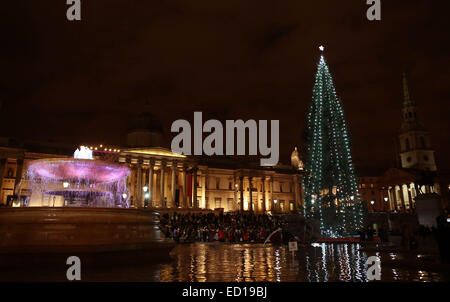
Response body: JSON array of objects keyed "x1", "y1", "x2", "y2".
[
  {"x1": 392, "y1": 269, "x2": 399, "y2": 281},
  {"x1": 274, "y1": 249, "x2": 281, "y2": 282},
  {"x1": 156, "y1": 243, "x2": 446, "y2": 282},
  {"x1": 418, "y1": 270, "x2": 426, "y2": 282},
  {"x1": 322, "y1": 244, "x2": 329, "y2": 282}
]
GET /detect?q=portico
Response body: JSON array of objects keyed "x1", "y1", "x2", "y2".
[
  {"x1": 119, "y1": 147, "x2": 304, "y2": 213},
  {"x1": 119, "y1": 147, "x2": 199, "y2": 209}
]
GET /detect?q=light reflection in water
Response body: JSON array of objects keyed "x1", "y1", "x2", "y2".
[
  {"x1": 321, "y1": 243, "x2": 328, "y2": 282},
  {"x1": 13, "y1": 242, "x2": 447, "y2": 282},
  {"x1": 154, "y1": 243, "x2": 446, "y2": 282}
]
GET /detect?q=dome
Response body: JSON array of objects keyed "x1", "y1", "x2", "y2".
[
  {"x1": 291, "y1": 147, "x2": 304, "y2": 171},
  {"x1": 126, "y1": 112, "x2": 165, "y2": 148},
  {"x1": 128, "y1": 112, "x2": 163, "y2": 132}
]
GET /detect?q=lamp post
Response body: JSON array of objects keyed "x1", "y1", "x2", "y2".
[{"x1": 143, "y1": 186, "x2": 148, "y2": 208}]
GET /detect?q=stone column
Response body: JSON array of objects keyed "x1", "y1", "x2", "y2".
[
  {"x1": 148, "y1": 159, "x2": 155, "y2": 207},
  {"x1": 407, "y1": 185, "x2": 413, "y2": 212},
  {"x1": 270, "y1": 177, "x2": 274, "y2": 211},
  {"x1": 14, "y1": 159, "x2": 24, "y2": 196},
  {"x1": 239, "y1": 176, "x2": 244, "y2": 212},
  {"x1": 182, "y1": 164, "x2": 187, "y2": 208},
  {"x1": 192, "y1": 167, "x2": 198, "y2": 208},
  {"x1": 136, "y1": 158, "x2": 143, "y2": 207},
  {"x1": 233, "y1": 175, "x2": 238, "y2": 211},
  {"x1": 394, "y1": 186, "x2": 400, "y2": 212},
  {"x1": 201, "y1": 172, "x2": 206, "y2": 209},
  {"x1": 171, "y1": 161, "x2": 177, "y2": 208},
  {"x1": 160, "y1": 160, "x2": 166, "y2": 207},
  {"x1": 398, "y1": 185, "x2": 406, "y2": 212},
  {"x1": 0, "y1": 159, "x2": 6, "y2": 204},
  {"x1": 249, "y1": 177, "x2": 253, "y2": 212},
  {"x1": 255, "y1": 179, "x2": 260, "y2": 213},
  {"x1": 388, "y1": 186, "x2": 395, "y2": 211},
  {"x1": 262, "y1": 177, "x2": 266, "y2": 213}
]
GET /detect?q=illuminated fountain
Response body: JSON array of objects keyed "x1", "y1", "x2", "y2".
[
  {"x1": 0, "y1": 147, "x2": 173, "y2": 269},
  {"x1": 24, "y1": 146, "x2": 130, "y2": 207}
]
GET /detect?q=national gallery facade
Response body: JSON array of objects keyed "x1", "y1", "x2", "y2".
[
  {"x1": 117, "y1": 147, "x2": 303, "y2": 213},
  {"x1": 0, "y1": 113, "x2": 304, "y2": 214}
]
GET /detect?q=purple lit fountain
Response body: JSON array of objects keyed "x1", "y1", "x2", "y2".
[
  {"x1": 0, "y1": 147, "x2": 173, "y2": 274},
  {"x1": 25, "y1": 146, "x2": 131, "y2": 207}
]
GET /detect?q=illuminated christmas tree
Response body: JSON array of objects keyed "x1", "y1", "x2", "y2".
[{"x1": 302, "y1": 46, "x2": 365, "y2": 237}]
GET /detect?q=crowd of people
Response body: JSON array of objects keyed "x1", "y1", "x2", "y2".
[
  {"x1": 159, "y1": 212, "x2": 286, "y2": 244},
  {"x1": 160, "y1": 212, "x2": 450, "y2": 263}
]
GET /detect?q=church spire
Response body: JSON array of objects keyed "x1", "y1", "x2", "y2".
[
  {"x1": 398, "y1": 73, "x2": 437, "y2": 171},
  {"x1": 401, "y1": 73, "x2": 420, "y2": 128},
  {"x1": 402, "y1": 72, "x2": 413, "y2": 106}
]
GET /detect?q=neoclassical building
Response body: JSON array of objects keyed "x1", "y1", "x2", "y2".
[
  {"x1": 358, "y1": 74, "x2": 445, "y2": 214},
  {"x1": 0, "y1": 138, "x2": 73, "y2": 206},
  {"x1": 0, "y1": 113, "x2": 305, "y2": 214},
  {"x1": 118, "y1": 146, "x2": 304, "y2": 214}
]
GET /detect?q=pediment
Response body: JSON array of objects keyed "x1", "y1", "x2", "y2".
[{"x1": 378, "y1": 167, "x2": 417, "y2": 186}]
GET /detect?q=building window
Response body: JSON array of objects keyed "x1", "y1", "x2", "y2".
[
  {"x1": 405, "y1": 138, "x2": 410, "y2": 151},
  {"x1": 214, "y1": 197, "x2": 221, "y2": 209},
  {"x1": 420, "y1": 136, "x2": 425, "y2": 148},
  {"x1": 216, "y1": 178, "x2": 220, "y2": 189},
  {"x1": 424, "y1": 155, "x2": 429, "y2": 161},
  {"x1": 229, "y1": 182, "x2": 232, "y2": 190},
  {"x1": 227, "y1": 198, "x2": 233, "y2": 210},
  {"x1": 280, "y1": 183, "x2": 283, "y2": 192},
  {"x1": 407, "y1": 157, "x2": 412, "y2": 163}
]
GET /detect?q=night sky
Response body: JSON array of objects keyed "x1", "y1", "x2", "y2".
[{"x1": 1, "y1": 1, "x2": 449, "y2": 172}]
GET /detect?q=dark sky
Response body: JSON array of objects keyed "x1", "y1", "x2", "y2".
[{"x1": 1, "y1": 1, "x2": 449, "y2": 172}]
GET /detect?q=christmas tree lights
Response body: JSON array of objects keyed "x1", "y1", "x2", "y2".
[{"x1": 302, "y1": 47, "x2": 365, "y2": 237}]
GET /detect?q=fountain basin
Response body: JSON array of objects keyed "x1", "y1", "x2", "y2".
[{"x1": 0, "y1": 207, "x2": 174, "y2": 268}]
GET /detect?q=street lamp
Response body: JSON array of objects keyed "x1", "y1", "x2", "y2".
[{"x1": 143, "y1": 186, "x2": 148, "y2": 192}]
